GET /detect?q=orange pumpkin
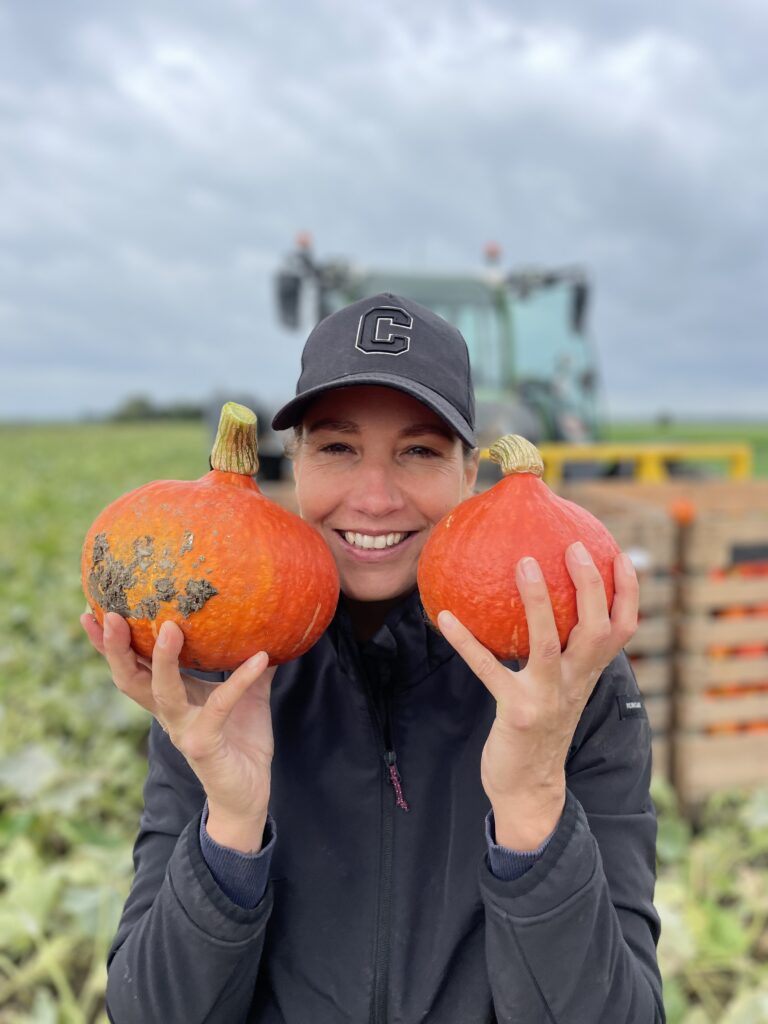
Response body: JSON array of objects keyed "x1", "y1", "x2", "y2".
[
  {"x1": 417, "y1": 435, "x2": 620, "y2": 661},
  {"x1": 81, "y1": 402, "x2": 339, "y2": 670},
  {"x1": 668, "y1": 498, "x2": 696, "y2": 526}
]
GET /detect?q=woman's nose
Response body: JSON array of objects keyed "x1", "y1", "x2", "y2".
[{"x1": 349, "y1": 464, "x2": 406, "y2": 517}]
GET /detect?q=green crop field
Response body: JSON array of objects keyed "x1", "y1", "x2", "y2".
[
  {"x1": 0, "y1": 421, "x2": 209, "y2": 1024},
  {"x1": 606, "y1": 420, "x2": 768, "y2": 479},
  {"x1": 1, "y1": 419, "x2": 767, "y2": 1022}
]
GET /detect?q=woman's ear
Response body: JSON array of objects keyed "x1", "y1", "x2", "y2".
[
  {"x1": 291, "y1": 458, "x2": 305, "y2": 518},
  {"x1": 462, "y1": 450, "x2": 480, "y2": 498}
]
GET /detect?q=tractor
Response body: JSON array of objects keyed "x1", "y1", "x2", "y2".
[{"x1": 263, "y1": 237, "x2": 603, "y2": 484}]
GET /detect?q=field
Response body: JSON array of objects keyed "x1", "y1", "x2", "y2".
[
  {"x1": 0, "y1": 419, "x2": 767, "y2": 1022},
  {"x1": 0, "y1": 421, "x2": 208, "y2": 1024},
  {"x1": 605, "y1": 420, "x2": 768, "y2": 479}
]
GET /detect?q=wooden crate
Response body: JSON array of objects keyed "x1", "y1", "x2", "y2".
[
  {"x1": 674, "y1": 646, "x2": 768, "y2": 804},
  {"x1": 681, "y1": 574, "x2": 768, "y2": 612},
  {"x1": 561, "y1": 480, "x2": 768, "y2": 572},
  {"x1": 674, "y1": 732, "x2": 768, "y2": 806},
  {"x1": 560, "y1": 481, "x2": 768, "y2": 805},
  {"x1": 674, "y1": 646, "x2": 768, "y2": 806},
  {"x1": 628, "y1": 657, "x2": 672, "y2": 778},
  {"x1": 645, "y1": 695, "x2": 672, "y2": 734},
  {"x1": 652, "y1": 736, "x2": 670, "y2": 781},
  {"x1": 678, "y1": 613, "x2": 768, "y2": 653},
  {"x1": 558, "y1": 483, "x2": 676, "y2": 570},
  {"x1": 625, "y1": 616, "x2": 674, "y2": 657},
  {"x1": 685, "y1": 520, "x2": 768, "y2": 572},
  {"x1": 630, "y1": 655, "x2": 672, "y2": 696},
  {"x1": 677, "y1": 652, "x2": 768, "y2": 691},
  {"x1": 678, "y1": 690, "x2": 768, "y2": 731},
  {"x1": 638, "y1": 574, "x2": 674, "y2": 614},
  {"x1": 674, "y1": 522, "x2": 768, "y2": 801}
]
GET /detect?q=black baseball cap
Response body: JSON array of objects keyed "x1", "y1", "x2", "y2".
[{"x1": 271, "y1": 293, "x2": 476, "y2": 447}]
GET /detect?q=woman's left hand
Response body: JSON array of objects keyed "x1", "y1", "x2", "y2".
[{"x1": 438, "y1": 542, "x2": 639, "y2": 850}]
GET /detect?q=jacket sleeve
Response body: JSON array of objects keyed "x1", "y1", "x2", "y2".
[
  {"x1": 105, "y1": 719, "x2": 273, "y2": 1024},
  {"x1": 478, "y1": 651, "x2": 665, "y2": 1024},
  {"x1": 485, "y1": 810, "x2": 556, "y2": 880},
  {"x1": 200, "y1": 800, "x2": 276, "y2": 907}
]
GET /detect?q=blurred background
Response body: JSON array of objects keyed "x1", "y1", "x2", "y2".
[{"x1": 1, "y1": 1, "x2": 767, "y2": 1021}]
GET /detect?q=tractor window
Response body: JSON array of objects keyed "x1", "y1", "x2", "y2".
[
  {"x1": 512, "y1": 284, "x2": 594, "y2": 413},
  {"x1": 430, "y1": 301, "x2": 504, "y2": 390}
]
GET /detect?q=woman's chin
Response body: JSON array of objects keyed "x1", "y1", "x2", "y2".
[{"x1": 340, "y1": 571, "x2": 418, "y2": 605}]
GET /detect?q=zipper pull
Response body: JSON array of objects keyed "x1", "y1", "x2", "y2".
[{"x1": 385, "y1": 751, "x2": 410, "y2": 812}]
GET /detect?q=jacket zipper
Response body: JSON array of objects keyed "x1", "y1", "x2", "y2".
[
  {"x1": 385, "y1": 751, "x2": 409, "y2": 811},
  {"x1": 362, "y1": 659, "x2": 408, "y2": 1024}
]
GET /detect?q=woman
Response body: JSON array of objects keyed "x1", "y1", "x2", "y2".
[{"x1": 82, "y1": 294, "x2": 664, "y2": 1023}]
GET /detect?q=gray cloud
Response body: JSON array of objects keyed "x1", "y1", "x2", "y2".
[{"x1": 1, "y1": 0, "x2": 766, "y2": 420}]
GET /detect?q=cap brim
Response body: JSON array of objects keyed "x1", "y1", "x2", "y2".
[{"x1": 271, "y1": 373, "x2": 476, "y2": 448}]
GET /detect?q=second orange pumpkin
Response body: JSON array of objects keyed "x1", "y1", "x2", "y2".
[{"x1": 417, "y1": 435, "x2": 620, "y2": 661}]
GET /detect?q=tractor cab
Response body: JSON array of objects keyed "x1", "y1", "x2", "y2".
[{"x1": 272, "y1": 240, "x2": 605, "y2": 479}]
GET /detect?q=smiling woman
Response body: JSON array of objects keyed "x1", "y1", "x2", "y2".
[
  {"x1": 290, "y1": 386, "x2": 478, "y2": 629},
  {"x1": 86, "y1": 293, "x2": 665, "y2": 1024}
]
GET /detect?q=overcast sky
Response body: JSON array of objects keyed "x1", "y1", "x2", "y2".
[{"x1": 1, "y1": 0, "x2": 766, "y2": 422}]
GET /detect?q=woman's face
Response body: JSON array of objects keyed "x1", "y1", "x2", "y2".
[{"x1": 292, "y1": 386, "x2": 478, "y2": 603}]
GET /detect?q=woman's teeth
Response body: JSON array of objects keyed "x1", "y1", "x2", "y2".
[{"x1": 343, "y1": 531, "x2": 409, "y2": 550}]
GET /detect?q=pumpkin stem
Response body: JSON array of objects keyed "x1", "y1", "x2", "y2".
[
  {"x1": 489, "y1": 435, "x2": 545, "y2": 477},
  {"x1": 210, "y1": 402, "x2": 260, "y2": 475}
]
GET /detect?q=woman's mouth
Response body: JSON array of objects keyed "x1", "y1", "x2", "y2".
[{"x1": 333, "y1": 530, "x2": 417, "y2": 558}]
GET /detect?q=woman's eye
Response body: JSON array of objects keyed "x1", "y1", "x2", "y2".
[
  {"x1": 406, "y1": 446, "x2": 439, "y2": 458},
  {"x1": 318, "y1": 442, "x2": 353, "y2": 455}
]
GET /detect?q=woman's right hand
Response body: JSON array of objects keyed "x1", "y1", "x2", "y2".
[{"x1": 81, "y1": 610, "x2": 276, "y2": 847}]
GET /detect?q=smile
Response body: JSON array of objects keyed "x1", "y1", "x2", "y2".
[
  {"x1": 333, "y1": 532, "x2": 417, "y2": 557},
  {"x1": 339, "y1": 531, "x2": 413, "y2": 550}
]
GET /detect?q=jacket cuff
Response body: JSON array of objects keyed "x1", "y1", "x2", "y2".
[
  {"x1": 199, "y1": 800, "x2": 276, "y2": 909},
  {"x1": 484, "y1": 809, "x2": 557, "y2": 881},
  {"x1": 479, "y1": 788, "x2": 598, "y2": 916},
  {"x1": 166, "y1": 811, "x2": 274, "y2": 943}
]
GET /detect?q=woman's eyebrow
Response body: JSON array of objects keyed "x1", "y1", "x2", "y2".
[
  {"x1": 306, "y1": 418, "x2": 359, "y2": 435},
  {"x1": 304, "y1": 419, "x2": 452, "y2": 440},
  {"x1": 398, "y1": 423, "x2": 454, "y2": 441}
]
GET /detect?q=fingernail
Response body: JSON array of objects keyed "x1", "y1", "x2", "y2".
[
  {"x1": 249, "y1": 651, "x2": 268, "y2": 668},
  {"x1": 103, "y1": 614, "x2": 113, "y2": 639},
  {"x1": 620, "y1": 552, "x2": 637, "y2": 576},
  {"x1": 437, "y1": 610, "x2": 457, "y2": 631},
  {"x1": 157, "y1": 622, "x2": 169, "y2": 647},
  {"x1": 521, "y1": 557, "x2": 543, "y2": 582},
  {"x1": 571, "y1": 541, "x2": 592, "y2": 565}
]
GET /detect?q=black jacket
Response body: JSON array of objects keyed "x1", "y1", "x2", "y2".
[{"x1": 106, "y1": 591, "x2": 664, "y2": 1023}]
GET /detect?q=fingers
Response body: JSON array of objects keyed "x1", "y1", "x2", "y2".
[
  {"x1": 437, "y1": 610, "x2": 507, "y2": 702},
  {"x1": 101, "y1": 612, "x2": 156, "y2": 714},
  {"x1": 80, "y1": 610, "x2": 105, "y2": 656},
  {"x1": 201, "y1": 653, "x2": 273, "y2": 726},
  {"x1": 563, "y1": 543, "x2": 639, "y2": 667},
  {"x1": 182, "y1": 653, "x2": 274, "y2": 762},
  {"x1": 610, "y1": 551, "x2": 640, "y2": 646},
  {"x1": 565, "y1": 542, "x2": 611, "y2": 644},
  {"x1": 514, "y1": 557, "x2": 562, "y2": 684},
  {"x1": 150, "y1": 620, "x2": 196, "y2": 732}
]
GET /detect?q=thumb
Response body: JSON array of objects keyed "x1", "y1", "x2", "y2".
[{"x1": 201, "y1": 651, "x2": 272, "y2": 726}]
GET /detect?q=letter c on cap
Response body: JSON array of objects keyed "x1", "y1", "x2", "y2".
[{"x1": 356, "y1": 306, "x2": 412, "y2": 356}]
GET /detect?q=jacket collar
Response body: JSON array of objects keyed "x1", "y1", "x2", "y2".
[{"x1": 328, "y1": 588, "x2": 456, "y2": 689}]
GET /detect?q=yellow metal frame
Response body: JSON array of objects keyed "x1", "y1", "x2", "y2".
[{"x1": 479, "y1": 442, "x2": 754, "y2": 486}]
